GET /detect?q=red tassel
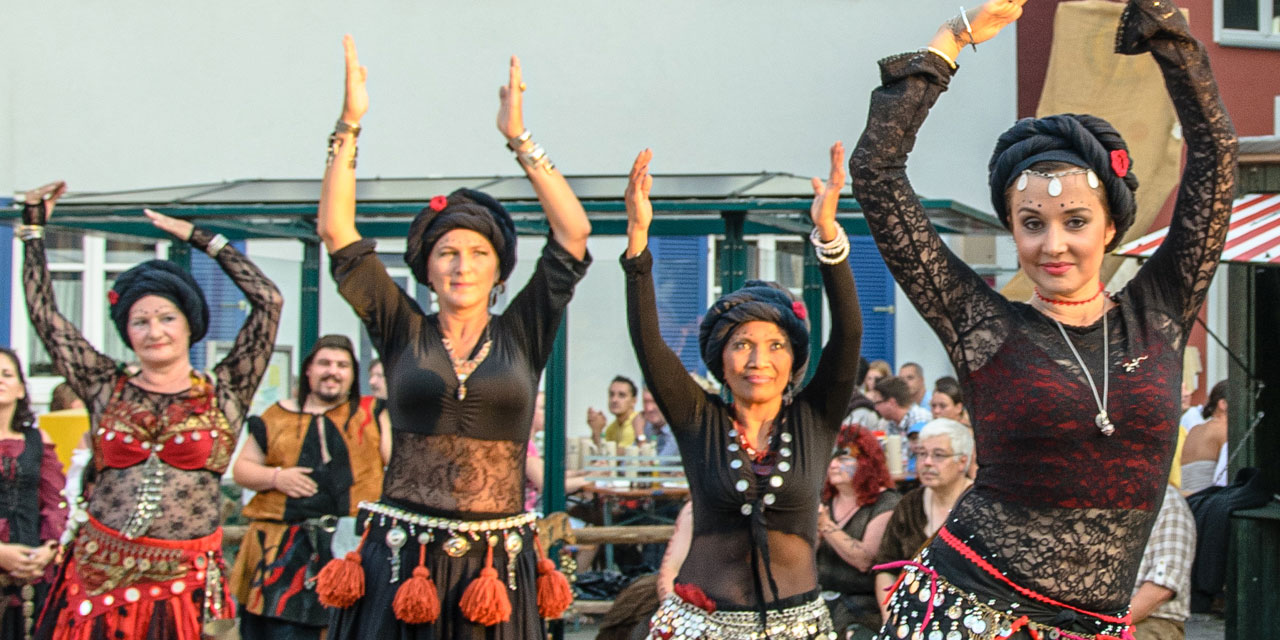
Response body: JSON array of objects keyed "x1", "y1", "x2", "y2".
[
  {"x1": 533, "y1": 532, "x2": 573, "y2": 619},
  {"x1": 393, "y1": 541, "x2": 440, "y2": 624},
  {"x1": 316, "y1": 528, "x2": 368, "y2": 609},
  {"x1": 459, "y1": 543, "x2": 512, "y2": 626}
]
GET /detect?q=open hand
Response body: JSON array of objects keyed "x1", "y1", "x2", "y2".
[
  {"x1": 809, "y1": 142, "x2": 845, "y2": 239},
  {"x1": 276, "y1": 466, "x2": 318, "y2": 499},
  {"x1": 624, "y1": 149, "x2": 654, "y2": 257},
  {"x1": 144, "y1": 209, "x2": 195, "y2": 241},
  {"x1": 341, "y1": 35, "x2": 369, "y2": 124},
  {"x1": 497, "y1": 56, "x2": 526, "y2": 141}
]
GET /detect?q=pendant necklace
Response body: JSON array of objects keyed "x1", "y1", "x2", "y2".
[
  {"x1": 1053, "y1": 312, "x2": 1114, "y2": 436},
  {"x1": 441, "y1": 322, "x2": 493, "y2": 401}
]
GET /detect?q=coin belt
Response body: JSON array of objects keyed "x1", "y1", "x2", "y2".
[{"x1": 646, "y1": 592, "x2": 837, "y2": 640}]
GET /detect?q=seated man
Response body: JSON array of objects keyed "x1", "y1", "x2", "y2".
[
  {"x1": 641, "y1": 387, "x2": 677, "y2": 459},
  {"x1": 588, "y1": 375, "x2": 643, "y2": 448},
  {"x1": 1130, "y1": 484, "x2": 1196, "y2": 639}
]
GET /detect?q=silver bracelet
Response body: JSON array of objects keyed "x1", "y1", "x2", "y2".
[
  {"x1": 959, "y1": 7, "x2": 977, "y2": 51},
  {"x1": 809, "y1": 226, "x2": 850, "y2": 265},
  {"x1": 516, "y1": 143, "x2": 555, "y2": 173},
  {"x1": 16, "y1": 224, "x2": 44, "y2": 241},
  {"x1": 507, "y1": 129, "x2": 532, "y2": 151},
  {"x1": 204, "y1": 233, "x2": 229, "y2": 257}
]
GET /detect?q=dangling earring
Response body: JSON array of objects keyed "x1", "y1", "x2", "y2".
[{"x1": 489, "y1": 282, "x2": 506, "y2": 307}]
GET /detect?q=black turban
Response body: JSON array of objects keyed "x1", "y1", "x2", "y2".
[
  {"x1": 699, "y1": 280, "x2": 811, "y2": 389},
  {"x1": 109, "y1": 260, "x2": 209, "y2": 347},
  {"x1": 404, "y1": 188, "x2": 518, "y2": 287},
  {"x1": 988, "y1": 113, "x2": 1140, "y2": 252}
]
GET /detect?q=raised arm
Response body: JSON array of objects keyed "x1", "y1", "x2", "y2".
[
  {"x1": 1118, "y1": 0, "x2": 1237, "y2": 334},
  {"x1": 797, "y1": 143, "x2": 861, "y2": 427},
  {"x1": 145, "y1": 210, "x2": 283, "y2": 428},
  {"x1": 848, "y1": 0, "x2": 1023, "y2": 376},
  {"x1": 316, "y1": 35, "x2": 367, "y2": 254},
  {"x1": 621, "y1": 150, "x2": 708, "y2": 430},
  {"x1": 20, "y1": 182, "x2": 119, "y2": 410},
  {"x1": 498, "y1": 57, "x2": 590, "y2": 260}
]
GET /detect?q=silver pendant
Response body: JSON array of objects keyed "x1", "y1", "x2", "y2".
[
  {"x1": 386, "y1": 526, "x2": 407, "y2": 582},
  {"x1": 1095, "y1": 411, "x2": 1115, "y2": 436},
  {"x1": 1047, "y1": 176, "x2": 1063, "y2": 197}
]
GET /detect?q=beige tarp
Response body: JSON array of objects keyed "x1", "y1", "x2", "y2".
[{"x1": 1001, "y1": 0, "x2": 1185, "y2": 300}]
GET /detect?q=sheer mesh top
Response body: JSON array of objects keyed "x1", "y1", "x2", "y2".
[
  {"x1": 330, "y1": 236, "x2": 589, "y2": 519},
  {"x1": 623, "y1": 248, "x2": 862, "y2": 608},
  {"x1": 23, "y1": 230, "x2": 283, "y2": 540},
  {"x1": 849, "y1": 0, "x2": 1235, "y2": 612}
]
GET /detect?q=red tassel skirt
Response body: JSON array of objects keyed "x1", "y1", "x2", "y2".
[{"x1": 34, "y1": 516, "x2": 234, "y2": 640}]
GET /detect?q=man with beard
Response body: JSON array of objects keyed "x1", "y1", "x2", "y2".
[{"x1": 229, "y1": 335, "x2": 388, "y2": 640}]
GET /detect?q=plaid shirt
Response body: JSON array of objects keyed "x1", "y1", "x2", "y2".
[{"x1": 1132, "y1": 484, "x2": 1196, "y2": 622}]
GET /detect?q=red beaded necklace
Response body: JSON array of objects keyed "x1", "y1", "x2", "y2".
[
  {"x1": 1034, "y1": 281, "x2": 1105, "y2": 307},
  {"x1": 734, "y1": 418, "x2": 774, "y2": 461}
]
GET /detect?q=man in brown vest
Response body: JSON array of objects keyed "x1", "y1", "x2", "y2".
[{"x1": 229, "y1": 335, "x2": 388, "y2": 640}]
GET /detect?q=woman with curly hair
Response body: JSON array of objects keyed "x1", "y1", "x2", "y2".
[
  {"x1": 815, "y1": 427, "x2": 899, "y2": 635},
  {"x1": 0, "y1": 348, "x2": 67, "y2": 640}
]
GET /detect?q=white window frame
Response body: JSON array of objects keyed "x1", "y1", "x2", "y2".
[{"x1": 1215, "y1": 0, "x2": 1280, "y2": 50}]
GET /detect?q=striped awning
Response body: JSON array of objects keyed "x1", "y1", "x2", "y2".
[{"x1": 1117, "y1": 193, "x2": 1280, "y2": 265}]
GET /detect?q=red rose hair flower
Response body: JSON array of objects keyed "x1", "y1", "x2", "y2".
[
  {"x1": 791, "y1": 301, "x2": 807, "y2": 321},
  {"x1": 1110, "y1": 149, "x2": 1130, "y2": 178},
  {"x1": 107, "y1": 290, "x2": 119, "y2": 305},
  {"x1": 429, "y1": 195, "x2": 448, "y2": 212}
]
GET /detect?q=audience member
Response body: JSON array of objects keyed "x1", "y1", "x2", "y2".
[
  {"x1": 872, "y1": 418, "x2": 973, "y2": 622},
  {"x1": 816, "y1": 427, "x2": 900, "y2": 635},
  {"x1": 588, "y1": 375, "x2": 643, "y2": 447},
  {"x1": 861, "y1": 360, "x2": 892, "y2": 395},
  {"x1": 929, "y1": 377, "x2": 967, "y2": 425},
  {"x1": 367, "y1": 357, "x2": 387, "y2": 400},
  {"x1": 641, "y1": 388, "x2": 677, "y2": 458},
  {"x1": 845, "y1": 358, "x2": 885, "y2": 432},
  {"x1": 898, "y1": 362, "x2": 929, "y2": 408},
  {"x1": 229, "y1": 335, "x2": 386, "y2": 640},
  {"x1": 1181, "y1": 380, "x2": 1228, "y2": 494},
  {"x1": 868, "y1": 377, "x2": 930, "y2": 439},
  {"x1": 1130, "y1": 484, "x2": 1195, "y2": 640},
  {"x1": 48, "y1": 382, "x2": 84, "y2": 412},
  {"x1": 1178, "y1": 382, "x2": 1203, "y2": 431}
]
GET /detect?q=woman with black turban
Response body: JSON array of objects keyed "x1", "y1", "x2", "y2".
[
  {"x1": 622, "y1": 143, "x2": 861, "y2": 639},
  {"x1": 848, "y1": 0, "x2": 1236, "y2": 636},
  {"x1": 313, "y1": 37, "x2": 590, "y2": 639},
  {"x1": 17, "y1": 182, "x2": 283, "y2": 640}
]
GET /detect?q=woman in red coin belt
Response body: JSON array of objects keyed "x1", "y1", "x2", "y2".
[
  {"x1": 849, "y1": 0, "x2": 1236, "y2": 636},
  {"x1": 18, "y1": 182, "x2": 283, "y2": 640}
]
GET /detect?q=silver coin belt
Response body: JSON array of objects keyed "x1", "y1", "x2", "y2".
[
  {"x1": 883, "y1": 561, "x2": 1131, "y2": 640},
  {"x1": 646, "y1": 592, "x2": 837, "y2": 640},
  {"x1": 358, "y1": 501, "x2": 536, "y2": 535}
]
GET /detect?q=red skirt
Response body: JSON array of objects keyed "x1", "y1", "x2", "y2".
[{"x1": 35, "y1": 516, "x2": 234, "y2": 640}]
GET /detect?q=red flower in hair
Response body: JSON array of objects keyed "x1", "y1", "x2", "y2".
[
  {"x1": 791, "y1": 301, "x2": 807, "y2": 321},
  {"x1": 673, "y1": 583, "x2": 717, "y2": 613},
  {"x1": 429, "y1": 195, "x2": 448, "y2": 212},
  {"x1": 1110, "y1": 149, "x2": 1130, "y2": 178},
  {"x1": 107, "y1": 290, "x2": 119, "y2": 306}
]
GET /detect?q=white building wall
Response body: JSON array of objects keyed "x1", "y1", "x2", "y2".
[{"x1": 2, "y1": 1, "x2": 1017, "y2": 433}]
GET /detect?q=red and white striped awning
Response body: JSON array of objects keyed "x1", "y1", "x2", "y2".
[{"x1": 1118, "y1": 193, "x2": 1280, "y2": 265}]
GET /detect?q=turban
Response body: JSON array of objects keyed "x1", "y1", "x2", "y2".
[
  {"x1": 109, "y1": 260, "x2": 209, "y2": 347},
  {"x1": 404, "y1": 188, "x2": 518, "y2": 286},
  {"x1": 699, "y1": 280, "x2": 810, "y2": 389}
]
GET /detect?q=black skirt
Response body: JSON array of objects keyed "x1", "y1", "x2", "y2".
[{"x1": 327, "y1": 511, "x2": 542, "y2": 640}]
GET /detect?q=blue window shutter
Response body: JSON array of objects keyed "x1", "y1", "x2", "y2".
[
  {"x1": 650, "y1": 237, "x2": 708, "y2": 375},
  {"x1": 189, "y1": 241, "x2": 249, "y2": 370},
  {"x1": 850, "y1": 235, "x2": 895, "y2": 366}
]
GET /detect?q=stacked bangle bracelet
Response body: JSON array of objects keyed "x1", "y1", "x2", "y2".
[
  {"x1": 507, "y1": 129, "x2": 555, "y2": 173},
  {"x1": 809, "y1": 225, "x2": 850, "y2": 265},
  {"x1": 327, "y1": 119, "x2": 360, "y2": 169},
  {"x1": 16, "y1": 224, "x2": 44, "y2": 241}
]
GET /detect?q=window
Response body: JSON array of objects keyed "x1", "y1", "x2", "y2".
[
  {"x1": 1217, "y1": 0, "x2": 1280, "y2": 48},
  {"x1": 711, "y1": 236, "x2": 805, "y2": 296},
  {"x1": 28, "y1": 272, "x2": 82, "y2": 377}
]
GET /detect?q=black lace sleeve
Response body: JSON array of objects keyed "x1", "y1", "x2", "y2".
[
  {"x1": 330, "y1": 239, "x2": 422, "y2": 359},
  {"x1": 623, "y1": 248, "x2": 710, "y2": 433},
  {"x1": 1116, "y1": 0, "x2": 1237, "y2": 340},
  {"x1": 497, "y1": 236, "x2": 591, "y2": 373},
  {"x1": 198, "y1": 230, "x2": 284, "y2": 430},
  {"x1": 22, "y1": 238, "x2": 119, "y2": 414},
  {"x1": 795, "y1": 257, "x2": 862, "y2": 430},
  {"x1": 849, "y1": 53, "x2": 1012, "y2": 377}
]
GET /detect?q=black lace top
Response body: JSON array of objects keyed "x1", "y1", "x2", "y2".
[
  {"x1": 623, "y1": 248, "x2": 861, "y2": 608},
  {"x1": 330, "y1": 236, "x2": 590, "y2": 519},
  {"x1": 24, "y1": 230, "x2": 283, "y2": 540},
  {"x1": 849, "y1": 0, "x2": 1235, "y2": 612}
]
